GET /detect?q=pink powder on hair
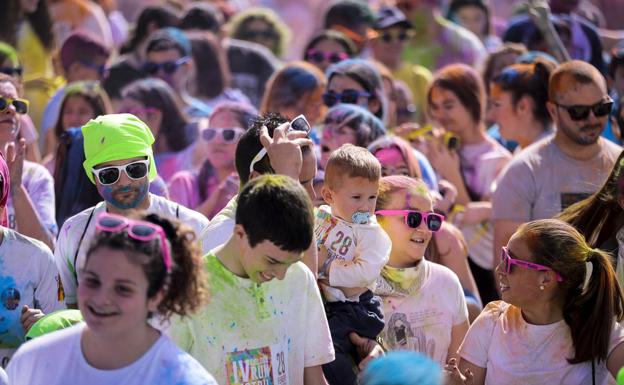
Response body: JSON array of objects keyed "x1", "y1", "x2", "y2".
[{"x1": 375, "y1": 147, "x2": 404, "y2": 167}]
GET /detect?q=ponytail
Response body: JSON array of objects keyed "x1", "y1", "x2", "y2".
[
  {"x1": 143, "y1": 214, "x2": 207, "y2": 320},
  {"x1": 518, "y1": 219, "x2": 624, "y2": 364},
  {"x1": 563, "y1": 248, "x2": 624, "y2": 363}
]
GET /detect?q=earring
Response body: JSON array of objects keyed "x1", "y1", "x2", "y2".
[{"x1": 539, "y1": 285, "x2": 545, "y2": 291}]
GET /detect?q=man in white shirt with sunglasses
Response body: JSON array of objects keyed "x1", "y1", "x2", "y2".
[{"x1": 54, "y1": 113, "x2": 209, "y2": 308}]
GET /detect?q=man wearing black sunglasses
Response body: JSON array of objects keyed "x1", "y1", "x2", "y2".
[
  {"x1": 370, "y1": 6, "x2": 430, "y2": 124},
  {"x1": 54, "y1": 113, "x2": 209, "y2": 309},
  {"x1": 492, "y1": 60, "x2": 623, "y2": 278}
]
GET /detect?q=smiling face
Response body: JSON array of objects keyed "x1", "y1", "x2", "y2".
[
  {"x1": 379, "y1": 186, "x2": 433, "y2": 267},
  {"x1": 496, "y1": 234, "x2": 545, "y2": 308},
  {"x1": 94, "y1": 156, "x2": 150, "y2": 211},
  {"x1": 549, "y1": 81, "x2": 609, "y2": 146},
  {"x1": 78, "y1": 247, "x2": 160, "y2": 338},
  {"x1": 235, "y1": 227, "x2": 304, "y2": 284}
]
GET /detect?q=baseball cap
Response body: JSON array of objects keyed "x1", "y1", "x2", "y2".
[{"x1": 375, "y1": 6, "x2": 413, "y2": 30}]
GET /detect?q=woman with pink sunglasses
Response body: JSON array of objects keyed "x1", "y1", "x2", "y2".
[
  {"x1": 7, "y1": 212, "x2": 217, "y2": 385},
  {"x1": 373, "y1": 175, "x2": 470, "y2": 367},
  {"x1": 446, "y1": 219, "x2": 624, "y2": 385},
  {"x1": 168, "y1": 101, "x2": 257, "y2": 219}
]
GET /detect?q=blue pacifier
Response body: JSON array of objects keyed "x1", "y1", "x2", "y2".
[{"x1": 352, "y1": 211, "x2": 371, "y2": 225}]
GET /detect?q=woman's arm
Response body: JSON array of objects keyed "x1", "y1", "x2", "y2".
[
  {"x1": 447, "y1": 321, "x2": 470, "y2": 362},
  {"x1": 607, "y1": 340, "x2": 624, "y2": 378}
]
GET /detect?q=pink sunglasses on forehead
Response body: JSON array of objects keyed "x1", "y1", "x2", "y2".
[
  {"x1": 500, "y1": 246, "x2": 564, "y2": 282},
  {"x1": 95, "y1": 213, "x2": 172, "y2": 273}
]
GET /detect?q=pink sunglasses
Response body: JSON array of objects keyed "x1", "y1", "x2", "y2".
[
  {"x1": 501, "y1": 246, "x2": 563, "y2": 282},
  {"x1": 95, "y1": 213, "x2": 171, "y2": 273}
]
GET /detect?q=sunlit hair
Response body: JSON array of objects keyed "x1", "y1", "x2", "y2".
[
  {"x1": 376, "y1": 175, "x2": 431, "y2": 212},
  {"x1": 324, "y1": 144, "x2": 381, "y2": 190},
  {"x1": 227, "y1": 7, "x2": 291, "y2": 58},
  {"x1": 548, "y1": 60, "x2": 607, "y2": 103},
  {"x1": 492, "y1": 58, "x2": 556, "y2": 128},
  {"x1": 323, "y1": 104, "x2": 386, "y2": 147},
  {"x1": 558, "y1": 150, "x2": 624, "y2": 248}
]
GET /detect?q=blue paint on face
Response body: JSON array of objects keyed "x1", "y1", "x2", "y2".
[{"x1": 99, "y1": 182, "x2": 149, "y2": 210}]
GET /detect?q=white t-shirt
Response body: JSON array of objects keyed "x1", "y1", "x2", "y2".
[
  {"x1": 7, "y1": 324, "x2": 218, "y2": 385},
  {"x1": 200, "y1": 196, "x2": 237, "y2": 255},
  {"x1": 315, "y1": 205, "x2": 391, "y2": 302},
  {"x1": 54, "y1": 194, "x2": 210, "y2": 304},
  {"x1": 169, "y1": 254, "x2": 335, "y2": 385},
  {"x1": 7, "y1": 161, "x2": 57, "y2": 236},
  {"x1": 374, "y1": 259, "x2": 468, "y2": 365},
  {"x1": 459, "y1": 301, "x2": 624, "y2": 385},
  {"x1": 0, "y1": 229, "x2": 65, "y2": 367}
]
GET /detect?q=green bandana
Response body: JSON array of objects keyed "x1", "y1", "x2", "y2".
[{"x1": 82, "y1": 113, "x2": 157, "y2": 184}]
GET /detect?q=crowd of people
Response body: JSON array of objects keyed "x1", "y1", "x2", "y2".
[{"x1": 0, "y1": 0, "x2": 623, "y2": 384}]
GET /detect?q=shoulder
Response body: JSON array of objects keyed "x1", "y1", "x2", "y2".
[
  {"x1": 151, "y1": 195, "x2": 209, "y2": 227},
  {"x1": 12, "y1": 323, "x2": 82, "y2": 363},
  {"x1": 59, "y1": 204, "x2": 101, "y2": 235},
  {"x1": 169, "y1": 171, "x2": 197, "y2": 185},
  {"x1": 156, "y1": 337, "x2": 218, "y2": 384},
  {"x1": 599, "y1": 138, "x2": 623, "y2": 159},
  {"x1": 475, "y1": 301, "x2": 510, "y2": 325},
  {"x1": 503, "y1": 137, "x2": 555, "y2": 172},
  {"x1": 4, "y1": 229, "x2": 53, "y2": 257}
]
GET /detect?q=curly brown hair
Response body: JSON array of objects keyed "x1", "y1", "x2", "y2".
[{"x1": 86, "y1": 213, "x2": 207, "y2": 321}]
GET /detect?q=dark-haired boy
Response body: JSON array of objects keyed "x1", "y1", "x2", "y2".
[{"x1": 170, "y1": 174, "x2": 334, "y2": 385}]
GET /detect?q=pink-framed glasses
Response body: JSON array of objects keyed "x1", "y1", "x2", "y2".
[
  {"x1": 95, "y1": 213, "x2": 172, "y2": 273},
  {"x1": 500, "y1": 246, "x2": 563, "y2": 282}
]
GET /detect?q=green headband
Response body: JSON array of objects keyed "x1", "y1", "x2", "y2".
[{"x1": 82, "y1": 113, "x2": 157, "y2": 184}]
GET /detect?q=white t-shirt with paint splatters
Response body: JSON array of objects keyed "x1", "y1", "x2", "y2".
[
  {"x1": 169, "y1": 254, "x2": 335, "y2": 385},
  {"x1": 54, "y1": 194, "x2": 209, "y2": 305},
  {"x1": 375, "y1": 259, "x2": 468, "y2": 365},
  {"x1": 7, "y1": 323, "x2": 218, "y2": 385},
  {"x1": 315, "y1": 205, "x2": 391, "y2": 302},
  {"x1": 0, "y1": 229, "x2": 64, "y2": 367},
  {"x1": 459, "y1": 301, "x2": 624, "y2": 385}
]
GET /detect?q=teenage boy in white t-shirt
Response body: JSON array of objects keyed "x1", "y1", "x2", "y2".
[
  {"x1": 170, "y1": 174, "x2": 335, "y2": 385},
  {"x1": 54, "y1": 114, "x2": 209, "y2": 308}
]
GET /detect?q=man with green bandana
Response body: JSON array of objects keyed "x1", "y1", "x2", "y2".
[{"x1": 53, "y1": 113, "x2": 209, "y2": 308}]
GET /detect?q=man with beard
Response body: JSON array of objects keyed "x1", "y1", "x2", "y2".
[
  {"x1": 54, "y1": 113, "x2": 209, "y2": 308},
  {"x1": 492, "y1": 60, "x2": 622, "y2": 272}
]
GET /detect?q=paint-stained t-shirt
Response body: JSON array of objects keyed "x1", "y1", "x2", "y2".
[
  {"x1": 7, "y1": 323, "x2": 218, "y2": 385},
  {"x1": 459, "y1": 301, "x2": 624, "y2": 385},
  {"x1": 54, "y1": 194, "x2": 209, "y2": 305},
  {"x1": 0, "y1": 229, "x2": 64, "y2": 367},
  {"x1": 374, "y1": 259, "x2": 468, "y2": 365},
  {"x1": 169, "y1": 254, "x2": 335, "y2": 385}
]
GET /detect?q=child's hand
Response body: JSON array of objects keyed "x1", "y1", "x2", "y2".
[
  {"x1": 349, "y1": 332, "x2": 384, "y2": 370},
  {"x1": 444, "y1": 358, "x2": 474, "y2": 385}
]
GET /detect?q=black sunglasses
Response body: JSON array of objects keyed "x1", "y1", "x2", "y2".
[
  {"x1": 142, "y1": 57, "x2": 190, "y2": 75},
  {"x1": 554, "y1": 98, "x2": 614, "y2": 121},
  {"x1": 379, "y1": 30, "x2": 412, "y2": 43},
  {"x1": 0, "y1": 67, "x2": 22, "y2": 77},
  {"x1": 322, "y1": 89, "x2": 372, "y2": 108}
]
